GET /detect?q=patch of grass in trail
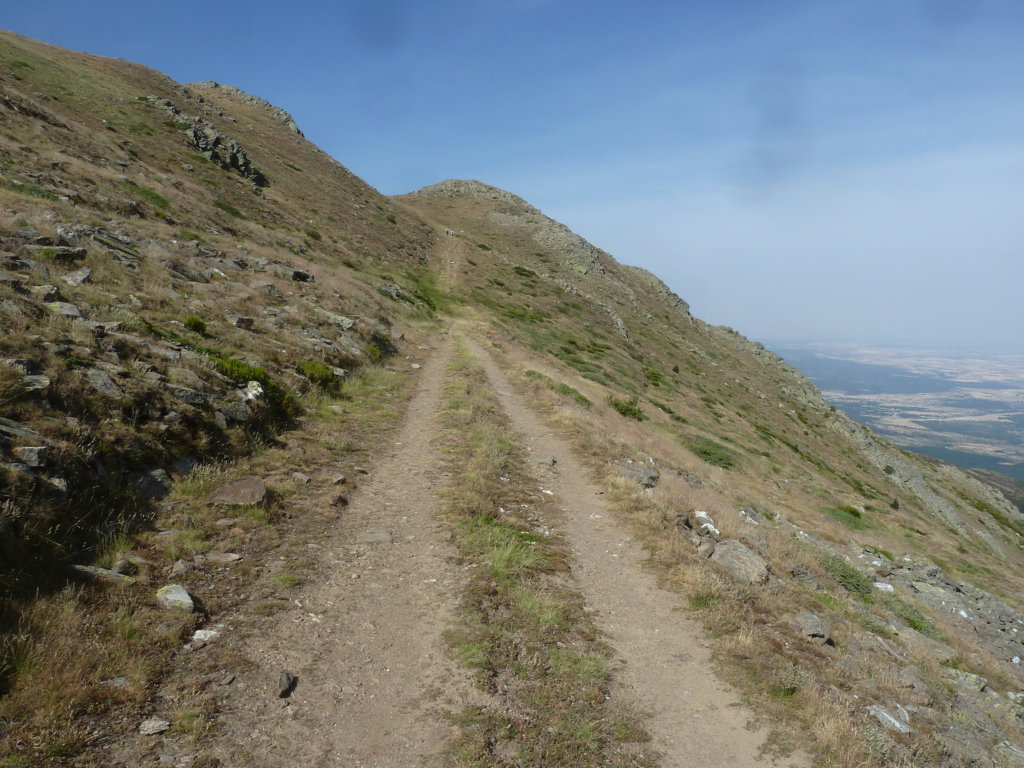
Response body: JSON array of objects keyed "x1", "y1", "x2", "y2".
[
  {"x1": 523, "y1": 369, "x2": 592, "y2": 408},
  {"x1": 439, "y1": 341, "x2": 652, "y2": 768}
]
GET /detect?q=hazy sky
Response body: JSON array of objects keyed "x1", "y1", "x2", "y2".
[{"x1": 5, "y1": 1, "x2": 1023, "y2": 351}]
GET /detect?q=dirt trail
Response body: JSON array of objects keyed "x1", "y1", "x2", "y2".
[
  {"x1": 466, "y1": 336, "x2": 804, "y2": 768},
  {"x1": 186, "y1": 334, "x2": 471, "y2": 767}
]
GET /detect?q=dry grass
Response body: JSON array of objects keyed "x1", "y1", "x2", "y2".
[
  {"x1": 480, "y1": 335, "x2": 1012, "y2": 767},
  {"x1": 438, "y1": 339, "x2": 654, "y2": 768}
]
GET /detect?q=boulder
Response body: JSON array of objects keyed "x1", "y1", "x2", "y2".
[
  {"x1": 784, "y1": 610, "x2": 833, "y2": 645},
  {"x1": 867, "y1": 704, "x2": 912, "y2": 734},
  {"x1": 85, "y1": 368, "x2": 121, "y2": 397},
  {"x1": 138, "y1": 717, "x2": 170, "y2": 735},
  {"x1": 45, "y1": 301, "x2": 82, "y2": 318},
  {"x1": 156, "y1": 584, "x2": 194, "y2": 612},
  {"x1": 711, "y1": 540, "x2": 770, "y2": 585},
  {"x1": 11, "y1": 446, "x2": 47, "y2": 468},
  {"x1": 61, "y1": 267, "x2": 91, "y2": 286},
  {"x1": 686, "y1": 509, "x2": 720, "y2": 539},
  {"x1": 944, "y1": 668, "x2": 988, "y2": 692},
  {"x1": 207, "y1": 475, "x2": 267, "y2": 506},
  {"x1": 132, "y1": 469, "x2": 172, "y2": 499}
]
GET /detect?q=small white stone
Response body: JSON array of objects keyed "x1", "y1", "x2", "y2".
[
  {"x1": 139, "y1": 717, "x2": 170, "y2": 735},
  {"x1": 874, "y1": 582, "x2": 895, "y2": 593}
]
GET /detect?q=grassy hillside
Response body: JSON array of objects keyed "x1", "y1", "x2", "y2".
[
  {"x1": 3, "y1": 30, "x2": 1024, "y2": 767},
  {"x1": 398, "y1": 179, "x2": 1024, "y2": 766}
]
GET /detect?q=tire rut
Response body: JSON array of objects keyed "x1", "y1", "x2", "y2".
[
  {"x1": 466, "y1": 336, "x2": 805, "y2": 768},
  {"x1": 189, "y1": 333, "x2": 470, "y2": 767}
]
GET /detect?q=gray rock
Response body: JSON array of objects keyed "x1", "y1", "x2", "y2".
[
  {"x1": 696, "y1": 538, "x2": 716, "y2": 558},
  {"x1": 206, "y1": 552, "x2": 242, "y2": 565},
  {"x1": 222, "y1": 400, "x2": 249, "y2": 422},
  {"x1": 207, "y1": 475, "x2": 266, "y2": 506},
  {"x1": 132, "y1": 469, "x2": 172, "y2": 499},
  {"x1": 611, "y1": 459, "x2": 659, "y2": 488},
  {"x1": 11, "y1": 446, "x2": 47, "y2": 468},
  {"x1": 0, "y1": 417, "x2": 41, "y2": 438},
  {"x1": 291, "y1": 472, "x2": 311, "y2": 484},
  {"x1": 995, "y1": 741, "x2": 1024, "y2": 767},
  {"x1": 85, "y1": 368, "x2": 121, "y2": 396},
  {"x1": 31, "y1": 284, "x2": 61, "y2": 301},
  {"x1": 22, "y1": 374, "x2": 50, "y2": 391},
  {"x1": 138, "y1": 717, "x2": 171, "y2": 735},
  {"x1": 170, "y1": 559, "x2": 191, "y2": 577},
  {"x1": 26, "y1": 245, "x2": 87, "y2": 261},
  {"x1": 898, "y1": 628, "x2": 955, "y2": 665},
  {"x1": 156, "y1": 584, "x2": 194, "y2": 612},
  {"x1": 945, "y1": 668, "x2": 988, "y2": 692},
  {"x1": 710, "y1": 540, "x2": 770, "y2": 585},
  {"x1": 867, "y1": 704, "x2": 912, "y2": 734},
  {"x1": 61, "y1": 267, "x2": 91, "y2": 286},
  {"x1": 785, "y1": 610, "x2": 833, "y2": 645},
  {"x1": 226, "y1": 313, "x2": 254, "y2": 330},
  {"x1": 278, "y1": 671, "x2": 297, "y2": 698},
  {"x1": 69, "y1": 564, "x2": 135, "y2": 585},
  {"x1": 168, "y1": 367, "x2": 205, "y2": 389},
  {"x1": 686, "y1": 509, "x2": 720, "y2": 539},
  {"x1": 46, "y1": 301, "x2": 83, "y2": 318},
  {"x1": 101, "y1": 676, "x2": 128, "y2": 688}
]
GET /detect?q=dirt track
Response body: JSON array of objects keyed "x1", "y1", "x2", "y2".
[
  {"x1": 141, "y1": 332, "x2": 475, "y2": 768},
  {"x1": 467, "y1": 336, "x2": 802, "y2": 768}
]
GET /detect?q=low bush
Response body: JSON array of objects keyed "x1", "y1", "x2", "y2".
[
  {"x1": 184, "y1": 315, "x2": 206, "y2": 335},
  {"x1": 608, "y1": 394, "x2": 646, "y2": 421},
  {"x1": 687, "y1": 437, "x2": 734, "y2": 468}
]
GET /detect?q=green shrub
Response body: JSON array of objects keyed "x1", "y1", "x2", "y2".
[
  {"x1": 184, "y1": 315, "x2": 206, "y2": 334},
  {"x1": 643, "y1": 367, "x2": 662, "y2": 387},
  {"x1": 364, "y1": 331, "x2": 394, "y2": 364},
  {"x1": 687, "y1": 437, "x2": 734, "y2": 468},
  {"x1": 297, "y1": 360, "x2": 341, "y2": 392},
  {"x1": 877, "y1": 594, "x2": 936, "y2": 637},
  {"x1": 608, "y1": 394, "x2": 646, "y2": 421},
  {"x1": 123, "y1": 181, "x2": 168, "y2": 208},
  {"x1": 820, "y1": 554, "x2": 873, "y2": 599},
  {"x1": 303, "y1": 227, "x2": 321, "y2": 241},
  {"x1": 825, "y1": 505, "x2": 867, "y2": 530},
  {"x1": 214, "y1": 199, "x2": 243, "y2": 218}
]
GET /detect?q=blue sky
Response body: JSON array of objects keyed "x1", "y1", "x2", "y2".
[{"x1": 5, "y1": 1, "x2": 1023, "y2": 351}]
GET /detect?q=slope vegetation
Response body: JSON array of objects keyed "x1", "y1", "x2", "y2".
[{"x1": 2, "y1": 31, "x2": 1024, "y2": 768}]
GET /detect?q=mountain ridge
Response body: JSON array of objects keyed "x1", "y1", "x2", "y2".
[{"x1": 3, "y1": 30, "x2": 1024, "y2": 767}]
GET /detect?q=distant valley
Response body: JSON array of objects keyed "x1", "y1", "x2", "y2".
[{"x1": 773, "y1": 343, "x2": 1024, "y2": 483}]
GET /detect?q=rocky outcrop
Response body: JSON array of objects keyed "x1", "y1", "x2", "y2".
[
  {"x1": 187, "y1": 81, "x2": 304, "y2": 135},
  {"x1": 149, "y1": 96, "x2": 268, "y2": 187}
]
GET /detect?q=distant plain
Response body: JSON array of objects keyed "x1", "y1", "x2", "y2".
[{"x1": 772, "y1": 343, "x2": 1024, "y2": 482}]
